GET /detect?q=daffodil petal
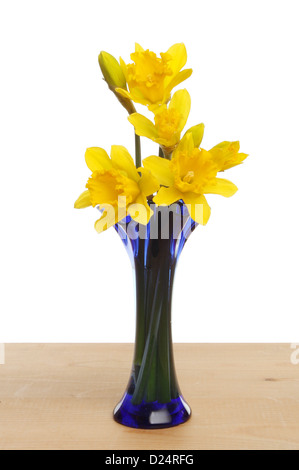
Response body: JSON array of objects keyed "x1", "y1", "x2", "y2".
[
  {"x1": 174, "y1": 131, "x2": 194, "y2": 156},
  {"x1": 130, "y1": 88, "x2": 151, "y2": 106},
  {"x1": 169, "y1": 89, "x2": 191, "y2": 133},
  {"x1": 212, "y1": 141, "x2": 240, "y2": 153},
  {"x1": 115, "y1": 87, "x2": 132, "y2": 100},
  {"x1": 185, "y1": 123, "x2": 205, "y2": 148},
  {"x1": 74, "y1": 190, "x2": 92, "y2": 208},
  {"x1": 183, "y1": 193, "x2": 211, "y2": 225},
  {"x1": 116, "y1": 86, "x2": 150, "y2": 107},
  {"x1": 138, "y1": 168, "x2": 160, "y2": 196},
  {"x1": 119, "y1": 57, "x2": 128, "y2": 81},
  {"x1": 153, "y1": 186, "x2": 182, "y2": 206},
  {"x1": 204, "y1": 178, "x2": 238, "y2": 197},
  {"x1": 163, "y1": 68, "x2": 192, "y2": 101},
  {"x1": 128, "y1": 193, "x2": 153, "y2": 225},
  {"x1": 135, "y1": 43, "x2": 144, "y2": 52},
  {"x1": 110, "y1": 145, "x2": 139, "y2": 182},
  {"x1": 85, "y1": 147, "x2": 112, "y2": 172},
  {"x1": 143, "y1": 156, "x2": 174, "y2": 186},
  {"x1": 222, "y1": 153, "x2": 248, "y2": 170},
  {"x1": 128, "y1": 113, "x2": 158, "y2": 141},
  {"x1": 166, "y1": 43, "x2": 187, "y2": 75}
]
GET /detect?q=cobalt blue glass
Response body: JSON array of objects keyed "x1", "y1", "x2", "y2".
[{"x1": 113, "y1": 202, "x2": 197, "y2": 429}]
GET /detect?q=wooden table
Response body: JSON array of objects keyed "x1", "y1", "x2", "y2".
[{"x1": 0, "y1": 344, "x2": 298, "y2": 450}]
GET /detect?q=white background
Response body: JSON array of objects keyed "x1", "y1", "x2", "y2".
[{"x1": 1, "y1": 0, "x2": 298, "y2": 342}]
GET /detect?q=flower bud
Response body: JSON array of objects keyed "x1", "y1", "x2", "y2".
[
  {"x1": 98, "y1": 51, "x2": 135, "y2": 114},
  {"x1": 98, "y1": 51, "x2": 126, "y2": 90}
]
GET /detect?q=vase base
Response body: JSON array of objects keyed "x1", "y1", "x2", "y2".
[{"x1": 113, "y1": 393, "x2": 191, "y2": 429}]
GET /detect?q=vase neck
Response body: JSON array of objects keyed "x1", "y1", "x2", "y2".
[{"x1": 115, "y1": 202, "x2": 197, "y2": 265}]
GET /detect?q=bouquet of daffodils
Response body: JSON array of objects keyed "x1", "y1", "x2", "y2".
[
  {"x1": 75, "y1": 43, "x2": 249, "y2": 430},
  {"x1": 75, "y1": 43, "x2": 248, "y2": 231}
]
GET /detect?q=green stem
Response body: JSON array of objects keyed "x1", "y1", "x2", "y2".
[
  {"x1": 135, "y1": 133, "x2": 141, "y2": 168},
  {"x1": 131, "y1": 271, "x2": 162, "y2": 405},
  {"x1": 146, "y1": 346, "x2": 157, "y2": 402},
  {"x1": 157, "y1": 295, "x2": 171, "y2": 403},
  {"x1": 159, "y1": 145, "x2": 172, "y2": 160},
  {"x1": 133, "y1": 240, "x2": 147, "y2": 368},
  {"x1": 134, "y1": 271, "x2": 146, "y2": 367},
  {"x1": 168, "y1": 262, "x2": 181, "y2": 400}
]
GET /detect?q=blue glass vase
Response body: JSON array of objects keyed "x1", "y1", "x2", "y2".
[{"x1": 113, "y1": 202, "x2": 196, "y2": 429}]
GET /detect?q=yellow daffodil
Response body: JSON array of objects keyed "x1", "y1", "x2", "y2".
[
  {"x1": 187, "y1": 134, "x2": 248, "y2": 170},
  {"x1": 128, "y1": 89, "x2": 193, "y2": 156},
  {"x1": 116, "y1": 43, "x2": 192, "y2": 109},
  {"x1": 143, "y1": 133, "x2": 239, "y2": 225},
  {"x1": 208, "y1": 141, "x2": 248, "y2": 171},
  {"x1": 74, "y1": 146, "x2": 159, "y2": 232}
]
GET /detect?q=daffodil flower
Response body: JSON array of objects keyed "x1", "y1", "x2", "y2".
[
  {"x1": 143, "y1": 133, "x2": 239, "y2": 225},
  {"x1": 128, "y1": 89, "x2": 193, "y2": 156},
  {"x1": 187, "y1": 132, "x2": 248, "y2": 171},
  {"x1": 208, "y1": 141, "x2": 248, "y2": 171},
  {"x1": 116, "y1": 43, "x2": 192, "y2": 109},
  {"x1": 74, "y1": 146, "x2": 159, "y2": 232}
]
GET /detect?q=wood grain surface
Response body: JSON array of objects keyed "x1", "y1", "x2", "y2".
[{"x1": 0, "y1": 344, "x2": 298, "y2": 450}]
